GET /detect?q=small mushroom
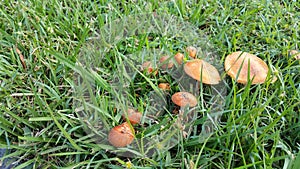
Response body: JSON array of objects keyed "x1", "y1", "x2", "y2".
[
  {"x1": 174, "y1": 52, "x2": 184, "y2": 64},
  {"x1": 289, "y1": 50, "x2": 300, "y2": 60},
  {"x1": 186, "y1": 46, "x2": 197, "y2": 58},
  {"x1": 184, "y1": 59, "x2": 221, "y2": 84},
  {"x1": 141, "y1": 61, "x2": 158, "y2": 75},
  {"x1": 159, "y1": 55, "x2": 174, "y2": 69},
  {"x1": 141, "y1": 61, "x2": 154, "y2": 74},
  {"x1": 122, "y1": 108, "x2": 142, "y2": 125},
  {"x1": 225, "y1": 51, "x2": 269, "y2": 84},
  {"x1": 108, "y1": 122, "x2": 135, "y2": 148},
  {"x1": 171, "y1": 92, "x2": 197, "y2": 107},
  {"x1": 158, "y1": 83, "x2": 170, "y2": 90}
]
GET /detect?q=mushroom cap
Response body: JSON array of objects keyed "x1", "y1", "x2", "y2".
[
  {"x1": 108, "y1": 122, "x2": 135, "y2": 148},
  {"x1": 159, "y1": 55, "x2": 174, "y2": 69},
  {"x1": 174, "y1": 52, "x2": 184, "y2": 64},
  {"x1": 184, "y1": 59, "x2": 221, "y2": 84},
  {"x1": 224, "y1": 51, "x2": 269, "y2": 84},
  {"x1": 171, "y1": 92, "x2": 197, "y2": 107},
  {"x1": 141, "y1": 61, "x2": 156, "y2": 74},
  {"x1": 158, "y1": 83, "x2": 170, "y2": 90},
  {"x1": 186, "y1": 46, "x2": 197, "y2": 58},
  {"x1": 141, "y1": 61, "x2": 152, "y2": 73},
  {"x1": 122, "y1": 108, "x2": 142, "y2": 125}
]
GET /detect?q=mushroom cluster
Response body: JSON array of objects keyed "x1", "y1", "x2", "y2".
[
  {"x1": 108, "y1": 46, "x2": 223, "y2": 148},
  {"x1": 108, "y1": 48, "x2": 277, "y2": 148}
]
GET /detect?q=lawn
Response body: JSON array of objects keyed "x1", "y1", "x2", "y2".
[{"x1": 0, "y1": 0, "x2": 299, "y2": 168}]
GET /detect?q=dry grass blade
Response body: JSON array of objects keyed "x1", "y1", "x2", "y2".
[{"x1": 15, "y1": 47, "x2": 26, "y2": 70}]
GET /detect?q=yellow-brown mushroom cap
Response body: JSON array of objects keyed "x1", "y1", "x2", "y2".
[
  {"x1": 224, "y1": 51, "x2": 269, "y2": 84},
  {"x1": 108, "y1": 122, "x2": 135, "y2": 148},
  {"x1": 171, "y1": 92, "x2": 197, "y2": 107},
  {"x1": 184, "y1": 59, "x2": 221, "y2": 84}
]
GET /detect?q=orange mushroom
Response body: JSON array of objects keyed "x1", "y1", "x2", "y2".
[
  {"x1": 186, "y1": 46, "x2": 197, "y2": 58},
  {"x1": 174, "y1": 52, "x2": 184, "y2": 64},
  {"x1": 184, "y1": 59, "x2": 221, "y2": 84},
  {"x1": 141, "y1": 61, "x2": 158, "y2": 75},
  {"x1": 224, "y1": 51, "x2": 269, "y2": 84},
  {"x1": 108, "y1": 122, "x2": 135, "y2": 148},
  {"x1": 158, "y1": 83, "x2": 170, "y2": 90},
  {"x1": 171, "y1": 92, "x2": 197, "y2": 107},
  {"x1": 122, "y1": 108, "x2": 142, "y2": 125},
  {"x1": 159, "y1": 55, "x2": 174, "y2": 69},
  {"x1": 141, "y1": 61, "x2": 154, "y2": 74}
]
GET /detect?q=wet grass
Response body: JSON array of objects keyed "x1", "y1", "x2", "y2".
[{"x1": 0, "y1": 0, "x2": 299, "y2": 168}]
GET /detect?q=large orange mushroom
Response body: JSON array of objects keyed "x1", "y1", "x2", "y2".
[
  {"x1": 184, "y1": 59, "x2": 221, "y2": 85},
  {"x1": 108, "y1": 122, "x2": 135, "y2": 148},
  {"x1": 224, "y1": 51, "x2": 269, "y2": 84},
  {"x1": 171, "y1": 92, "x2": 197, "y2": 107}
]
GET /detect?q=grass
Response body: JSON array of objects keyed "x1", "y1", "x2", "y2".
[{"x1": 0, "y1": 0, "x2": 299, "y2": 168}]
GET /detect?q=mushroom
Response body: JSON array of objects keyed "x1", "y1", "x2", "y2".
[
  {"x1": 224, "y1": 51, "x2": 269, "y2": 84},
  {"x1": 159, "y1": 55, "x2": 174, "y2": 69},
  {"x1": 289, "y1": 50, "x2": 300, "y2": 60},
  {"x1": 184, "y1": 59, "x2": 221, "y2": 84},
  {"x1": 171, "y1": 92, "x2": 197, "y2": 107},
  {"x1": 141, "y1": 61, "x2": 157, "y2": 74},
  {"x1": 122, "y1": 108, "x2": 142, "y2": 125},
  {"x1": 108, "y1": 122, "x2": 135, "y2": 148},
  {"x1": 174, "y1": 52, "x2": 184, "y2": 64},
  {"x1": 158, "y1": 83, "x2": 170, "y2": 90},
  {"x1": 186, "y1": 46, "x2": 197, "y2": 58}
]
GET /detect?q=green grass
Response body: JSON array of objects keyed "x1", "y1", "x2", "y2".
[{"x1": 0, "y1": 0, "x2": 299, "y2": 168}]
